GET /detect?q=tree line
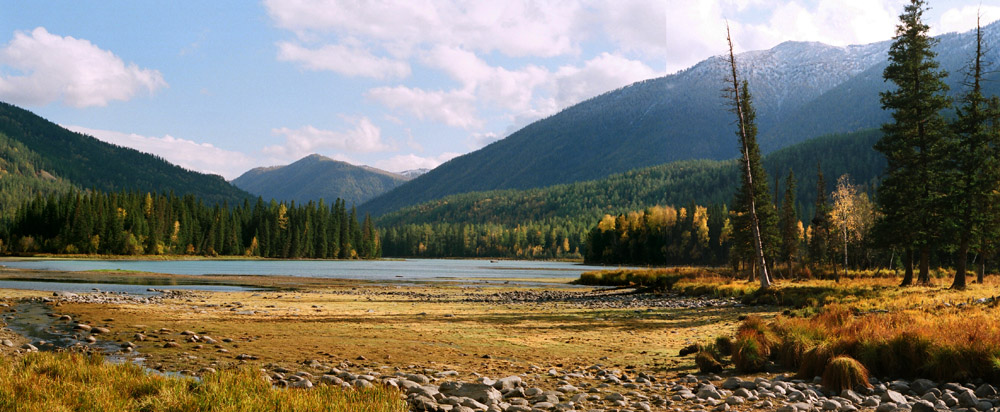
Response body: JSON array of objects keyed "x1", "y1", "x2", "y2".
[
  {"x1": 380, "y1": 219, "x2": 587, "y2": 259},
  {"x1": 0, "y1": 190, "x2": 380, "y2": 259}
]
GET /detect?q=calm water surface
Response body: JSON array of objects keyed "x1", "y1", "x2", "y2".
[{"x1": 0, "y1": 259, "x2": 619, "y2": 282}]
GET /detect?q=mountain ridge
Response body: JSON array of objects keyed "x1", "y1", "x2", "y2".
[
  {"x1": 232, "y1": 153, "x2": 409, "y2": 206},
  {"x1": 363, "y1": 21, "x2": 1000, "y2": 217}
]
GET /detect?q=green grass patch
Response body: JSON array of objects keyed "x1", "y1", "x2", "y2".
[{"x1": 0, "y1": 352, "x2": 406, "y2": 411}]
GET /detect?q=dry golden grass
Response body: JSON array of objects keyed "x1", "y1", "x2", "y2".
[{"x1": 0, "y1": 352, "x2": 406, "y2": 411}]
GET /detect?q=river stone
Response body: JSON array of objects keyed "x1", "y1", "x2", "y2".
[
  {"x1": 91, "y1": 327, "x2": 110, "y2": 334},
  {"x1": 439, "y1": 382, "x2": 502, "y2": 406},
  {"x1": 975, "y1": 400, "x2": 993, "y2": 411},
  {"x1": 21, "y1": 343, "x2": 37, "y2": 351},
  {"x1": 163, "y1": 342, "x2": 180, "y2": 348},
  {"x1": 722, "y1": 377, "x2": 743, "y2": 390},
  {"x1": 1, "y1": 339, "x2": 12, "y2": 347},
  {"x1": 494, "y1": 376, "x2": 522, "y2": 391},
  {"x1": 975, "y1": 384, "x2": 997, "y2": 398},
  {"x1": 74, "y1": 324, "x2": 91, "y2": 331},
  {"x1": 58, "y1": 315, "x2": 71, "y2": 321},
  {"x1": 958, "y1": 388, "x2": 979, "y2": 408},
  {"x1": 841, "y1": 390, "x2": 862, "y2": 404},
  {"x1": 875, "y1": 403, "x2": 898, "y2": 412},
  {"x1": 726, "y1": 395, "x2": 746, "y2": 405},
  {"x1": 882, "y1": 390, "x2": 907, "y2": 405},
  {"x1": 911, "y1": 400, "x2": 936, "y2": 412},
  {"x1": 912, "y1": 379, "x2": 937, "y2": 395},
  {"x1": 821, "y1": 399, "x2": 842, "y2": 410},
  {"x1": 942, "y1": 393, "x2": 959, "y2": 407},
  {"x1": 698, "y1": 385, "x2": 722, "y2": 400}
]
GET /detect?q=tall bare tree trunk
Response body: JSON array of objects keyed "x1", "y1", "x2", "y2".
[
  {"x1": 901, "y1": 248, "x2": 914, "y2": 286},
  {"x1": 726, "y1": 23, "x2": 771, "y2": 289}
]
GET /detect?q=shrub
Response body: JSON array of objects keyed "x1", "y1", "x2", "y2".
[
  {"x1": 696, "y1": 350, "x2": 724, "y2": 374},
  {"x1": 821, "y1": 356, "x2": 871, "y2": 392},
  {"x1": 797, "y1": 344, "x2": 833, "y2": 379},
  {"x1": 732, "y1": 331, "x2": 771, "y2": 373},
  {"x1": 715, "y1": 336, "x2": 733, "y2": 357}
]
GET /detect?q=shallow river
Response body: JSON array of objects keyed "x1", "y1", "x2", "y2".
[{"x1": 0, "y1": 258, "x2": 619, "y2": 282}]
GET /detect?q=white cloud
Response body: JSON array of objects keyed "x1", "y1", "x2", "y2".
[
  {"x1": 64, "y1": 125, "x2": 253, "y2": 179},
  {"x1": 0, "y1": 27, "x2": 166, "y2": 108},
  {"x1": 264, "y1": 116, "x2": 394, "y2": 161},
  {"x1": 936, "y1": 5, "x2": 1000, "y2": 35},
  {"x1": 264, "y1": 0, "x2": 582, "y2": 58},
  {"x1": 374, "y1": 152, "x2": 460, "y2": 173},
  {"x1": 366, "y1": 86, "x2": 481, "y2": 129},
  {"x1": 551, "y1": 52, "x2": 658, "y2": 109},
  {"x1": 277, "y1": 41, "x2": 410, "y2": 79},
  {"x1": 469, "y1": 132, "x2": 501, "y2": 149}
]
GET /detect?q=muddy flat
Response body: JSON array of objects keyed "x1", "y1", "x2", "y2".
[{"x1": 0, "y1": 267, "x2": 775, "y2": 379}]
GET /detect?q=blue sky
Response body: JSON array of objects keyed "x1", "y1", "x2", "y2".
[{"x1": 0, "y1": 0, "x2": 997, "y2": 179}]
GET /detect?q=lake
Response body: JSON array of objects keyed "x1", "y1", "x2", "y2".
[{"x1": 0, "y1": 259, "x2": 621, "y2": 282}]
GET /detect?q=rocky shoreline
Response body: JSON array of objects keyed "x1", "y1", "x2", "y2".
[{"x1": 5, "y1": 288, "x2": 995, "y2": 412}]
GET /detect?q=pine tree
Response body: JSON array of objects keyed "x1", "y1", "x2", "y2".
[
  {"x1": 778, "y1": 170, "x2": 799, "y2": 273},
  {"x1": 726, "y1": 24, "x2": 776, "y2": 288},
  {"x1": 809, "y1": 164, "x2": 831, "y2": 267},
  {"x1": 875, "y1": 0, "x2": 951, "y2": 286},
  {"x1": 949, "y1": 15, "x2": 1000, "y2": 289}
]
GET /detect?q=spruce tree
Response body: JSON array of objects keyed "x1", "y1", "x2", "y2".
[
  {"x1": 949, "y1": 16, "x2": 1000, "y2": 289},
  {"x1": 778, "y1": 170, "x2": 799, "y2": 273},
  {"x1": 875, "y1": 0, "x2": 951, "y2": 286},
  {"x1": 809, "y1": 164, "x2": 831, "y2": 268}
]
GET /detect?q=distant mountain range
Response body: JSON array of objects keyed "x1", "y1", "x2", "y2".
[
  {"x1": 232, "y1": 154, "x2": 410, "y2": 206},
  {"x1": 363, "y1": 22, "x2": 1000, "y2": 216},
  {"x1": 0, "y1": 101, "x2": 249, "y2": 215}
]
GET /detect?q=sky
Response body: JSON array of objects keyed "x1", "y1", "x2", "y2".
[{"x1": 1, "y1": 0, "x2": 998, "y2": 180}]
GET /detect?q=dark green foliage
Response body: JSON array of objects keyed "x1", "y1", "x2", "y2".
[
  {"x1": 778, "y1": 171, "x2": 800, "y2": 267},
  {"x1": 0, "y1": 190, "x2": 378, "y2": 259},
  {"x1": 0, "y1": 132, "x2": 75, "y2": 220},
  {"x1": 377, "y1": 130, "x2": 885, "y2": 259},
  {"x1": 809, "y1": 165, "x2": 832, "y2": 266},
  {"x1": 875, "y1": 0, "x2": 952, "y2": 285},
  {"x1": 730, "y1": 82, "x2": 779, "y2": 279},
  {"x1": 0, "y1": 102, "x2": 249, "y2": 206},
  {"x1": 947, "y1": 19, "x2": 1000, "y2": 290},
  {"x1": 232, "y1": 154, "x2": 409, "y2": 206}
]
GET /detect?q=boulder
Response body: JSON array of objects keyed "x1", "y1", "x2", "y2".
[{"x1": 439, "y1": 382, "x2": 502, "y2": 406}]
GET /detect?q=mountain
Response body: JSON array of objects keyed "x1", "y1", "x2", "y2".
[
  {"x1": 377, "y1": 129, "x2": 884, "y2": 258},
  {"x1": 364, "y1": 22, "x2": 1000, "y2": 216},
  {"x1": 376, "y1": 129, "x2": 884, "y2": 231},
  {"x1": 0, "y1": 101, "x2": 250, "y2": 210},
  {"x1": 232, "y1": 154, "x2": 410, "y2": 206}
]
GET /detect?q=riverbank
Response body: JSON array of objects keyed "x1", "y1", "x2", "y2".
[{"x1": 5, "y1": 267, "x2": 999, "y2": 411}]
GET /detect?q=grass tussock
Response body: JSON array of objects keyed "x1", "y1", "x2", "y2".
[
  {"x1": 695, "y1": 350, "x2": 724, "y2": 374},
  {"x1": 821, "y1": 356, "x2": 871, "y2": 392},
  {"x1": 574, "y1": 268, "x2": 695, "y2": 290},
  {"x1": 744, "y1": 302, "x2": 1000, "y2": 383},
  {"x1": 0, "y1": 352, "x2": 407, "y2": 412}
]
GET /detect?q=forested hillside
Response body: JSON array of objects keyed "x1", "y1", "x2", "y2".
[
  {"x1": 232, "y1": 154, "x2": 409, "y2": 206},
  {"x1": 0, "y1": 132, "x2": 76, "y2": 219},
  {"x1": 0, "y1": 102, "x2": 250, "y2": 206},
  {"x1": 378, "y1": 129, "x2": 883, "y2": 258},
  {"x1": 364, "y1": 23, "x2": 1000, "y2": 217}
]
